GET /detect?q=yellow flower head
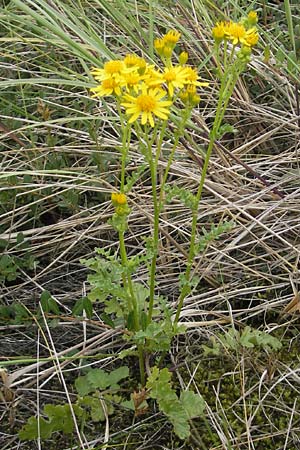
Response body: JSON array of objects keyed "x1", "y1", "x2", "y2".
[
  {"x1": 162, "y1": 46, "x2": 173, "y2": 59},
  {"x1": 90, "y1": 78, "x2": 122, "y2": 97},
  {"x1": 238, "y1": 45, "x2": 252, "y2": 62},
  {"x1": 179, "y1": 51, "x2": 189, "y2": 65},
  {"x1": 119, "y1": 71, "x2": 143, "y2": 93},
  {"x1": 124, "y1": 54, "x2": 143, "y2": 68},
  {"x1": 163, "y1": 29, "x2": 181, "y2": 45},
  {"x1": 212, "y1": 21, "x2": 228, "y2": 43},
  {"x1": 180, "y1": 84, "x2": 200, "y2": 107},
  {"x1": 162, "y1": 65, "x2": 189, "y2": 97},
  {"x1": 91, "y1": 60, "x2": 125, "y2": 81},
  {"x1": 142, "y1": 66, "x2": 163, "y2": 88},
  {"x1": 111, "y1": 192, "x2": 127, "y2": 206},
  {"x1": 154, "y1": 38, "x2": 166, "y2": 56},
  {"x1": 244, "y1": 28, "x2": 259, "y2": 47},
  {"x1": 247, "y1": 11, "x2": 258, "y2": 26},
  {"x1": 121, "y1": 85, "x2": 172, "y2": 127},
  {"x1": 183, "y1": 67, "x2": 209, "y2": 88},
  {"x1": 227, "y1": 22, "x2": 247, "y2": 45}
]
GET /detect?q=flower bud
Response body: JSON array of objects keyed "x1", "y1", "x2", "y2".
[
  {"x1": 179, "y1": 51, "x2": 189, "y2": 65},
  {"x1": 111, "y1": 192, "x2": 127, "y2": 206},
  {"x1": 247, "y1": 11, "x2": 258, "y2": 26}
]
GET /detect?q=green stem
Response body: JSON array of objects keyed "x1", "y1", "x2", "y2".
[
  {"x1": 147, "y1": 131, "x2": 160, "y2": 323},
  {"x1": 115, "y1": 115, "x2": 144, "y2": 377},
  {"x1": 138, "y1": 345, "x2": 145, "y2": 386},
  {"x1": 118, "y1": 105, "x2": 131, "y2": 192},
  {"x1": 147, "y1": 113, "x2": 191, "y2": 323},
  {"x1": 119, "y1": 231, "x2": 139, "y2": 330},
  {"x1": 119, "y1": 230, "x2": 145, "y2": 385},
  {"x1": 159, "y1": 110, "x2": 191, "y2": 207},
  {"x1": 174, "y1": 62, "x2": 243, "y2": 325}
]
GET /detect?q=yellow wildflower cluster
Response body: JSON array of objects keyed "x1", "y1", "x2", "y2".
[
  {"x1": 111, "y1": 192, "x2": 129, "y2": 216},
  {"x1": 111, "y1": 192, "x2": 127, "y2": 206},
  {"x1": 90, "y1": 30, "x2": 208, "y2": 127},
  {"x1": 212, "y1": 11, "x2": 259, "y2": 58}
]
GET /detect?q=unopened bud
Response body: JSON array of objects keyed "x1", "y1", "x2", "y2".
[{"x1": 179, "y1": 51, "x2": 189, "y2": 65}]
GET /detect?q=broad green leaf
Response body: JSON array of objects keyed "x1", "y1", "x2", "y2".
[
  {"x1": 75, "y1": 375, "x2": 94, "y2": 396},
  {"x1": 108, "y1": 366, "x2": 129, "y2": 387},
  {"x1": 80, "y1": 396, "x2": 106, "y2": 422},
  {"x1": 19, "y1": 416, "x2": 53, "y2": 440},
  {"x1": 44, "y1": 404, "x2": 74, "y2": 434},
  {"x1": 87, "y1": 369, "x2": 110, "y2": 390},
  {"x1": 180, "y1": 391, "x2": 205, "y2": 419}
]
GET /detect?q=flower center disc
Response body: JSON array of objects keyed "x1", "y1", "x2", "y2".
[
  {"x1": 105, "y1": 61, "x2": 123, "y2": 74},
  {"x1": 164, "y1": 70, "x2": 176, "y2": 81},
  {"x1": 136, "y1": 94, "x2": 156, "y2": 112}
]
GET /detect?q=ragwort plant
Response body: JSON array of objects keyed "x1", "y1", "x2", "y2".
[
  {"x1": 18, "y1": 11, "x2": 261, "y2": 445},
  {"x1": 81, "y1": 12, "x2": 260, "y2": 440}
]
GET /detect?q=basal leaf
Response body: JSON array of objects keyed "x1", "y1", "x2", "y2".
[
  {"x1": 87, "y1": 368, "x2": 110, "y2": 390},
  {"x1": 19, "y1": 416, "x2": 53, "y2": 440},
  {"x1": 180, "y1": 391, "x2": 205, "y2": 419},
  {"x1": 43, "y1": 404, "x2": 74, "y2": 434},
  {"x1": 109, "y1": 366, "x2": 129, "y2": 387},
  {"x1": 75, "y1": 375, "x2": 94, "y2": 396}
]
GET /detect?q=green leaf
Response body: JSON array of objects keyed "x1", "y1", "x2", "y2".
[
  {"x1": 72, "y1": 297, "x2": 93, "y2": 319},
  {"x1": 108, "y1": 366, "x2": 129, "y2": 388},
  {"x1": 169, "y1": 408, "x2": 190, "y2": 440},
  {"x1": 164, "y1": 184, "x2": 197, "y2": 210},
  {"x1": 79, "y1": 395, "x2": 106, "y2": 422},
  {"x1": 19, "y1": 416, "x2": 53, "y2": 440},
  {"x1": 75, "y1": 366, "x2": 129, "y2": 396},
  {"x1": 75, "y1": 375, "x2": 93, "y2": 396},
  {"x1": 239, "y1": 326, "x2": 282, "y2": 351},
  {"x1": 180, "y1": 391, "x2": 205, "y2": 419},
  {"x1": 216, "y1": 123, "x2": 237, "y2": 139},
  {"x1": 147, "y1": 367, "x2": 190, "y2": 440},
  {"x1": 196, "y1": 220, "x2": 235, "y2": 254},
  {"x1": 72, "y1": 297, "x2": 85, "y2": 316},
  {"x1": 83, "y1": 297, "x2": 93, "y2": 319},
  {"x1": 19, "y1": 403, "x2": 83, "y2": 441},
  {"x1": 40, "y1": 291, "x2": 59, "y2": 315},
  {"x1": 48, "y1": 297, "x2": 60, "y2": 315},
  {"x1": 100, "y1": 313, "x2": 115, "y2": 328},
  {"x1": 43, "y1": 404, "x2": 74, "y2": 434},
  {"x1": 87, "y1": 369, "x2": 110, "y2": 390},
  {"x1": 132, "y1": 282, "x2": 149, "y2": 311}
]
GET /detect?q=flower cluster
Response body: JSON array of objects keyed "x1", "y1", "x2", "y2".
[
  {"x1": 111, "y1": 192, "x2": 129, "y2": 216},
  {"x1": 90, "y1": 30, "x2": 208, "y2": 127},
  {"x1": 212, "y1": 11, "x2": 259, "y2": 61}
]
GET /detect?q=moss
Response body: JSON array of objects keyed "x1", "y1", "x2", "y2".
[{"x1": 178, "y1": 333, "x2": 300, "y2": 449}]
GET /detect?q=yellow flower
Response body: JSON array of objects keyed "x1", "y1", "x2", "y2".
[
  {"x1": 162, "y1": 65, "x2": 189, "y2": 97},
  {"x1": 226, "y1": 22, "x2": 247, "y2": 45},
  {"x1": 163, "y1": 29, "x2": 181, "y2": 45},
  {"x1": 143, "y1": 66, "x2": 163, "y2": 88},
  {"x1": 212, "y1": 21, "x2": 228, "y2": 43},
  {"x1": 119, "y1": 71, "x2": 143, "y2": 93},
  {"x1": 90, "y1": 78, "x2": 122, "y2": 97},
  {"x1": 121, "y1": 85, "x2": 172, "y2": 127},
  {"x1": 111, "y1": 192, "x2": 127, "y2": 206},
  {"x1": 180, "y1": 84, "x2": 200, "y2": 106},
  {"x1": 154, "y1": 30, "x2": 181, "y2": 59},
  {"x1": 124, "y1": 54, "x2": 143, "y2": 68},
  {"x1": 183, "y1": 67, "x2": 209, "y2": 88},
  {"x1": 91, "y1": 60, "x2": 126, "y2": 81},
  {"x1": 154, "y1": 38, "x2": 166, "y2": 56},
  {"x1": 247, "y1": 11, "x2": 258, "y2": 26},
  {"x1": 243, "y1": 28, "x2": 259, "y2": 47},
  {"x1": 178, "y1": 51, "x2": 189, "y2": 65}
]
